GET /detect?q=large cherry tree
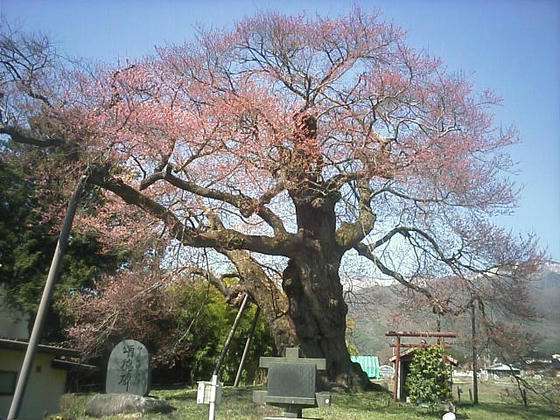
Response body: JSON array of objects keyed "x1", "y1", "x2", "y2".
[{"x1": 0, "y1": 10, "x2": 540, "y2": 388}]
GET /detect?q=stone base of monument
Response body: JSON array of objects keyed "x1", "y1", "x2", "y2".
[{"x1": 85, "y1": 393, "x2": 174, "y2": 417}]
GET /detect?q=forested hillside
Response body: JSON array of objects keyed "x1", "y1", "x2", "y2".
[{"x1": 347, "y1": 262, "x2": 560, "y2": 363}]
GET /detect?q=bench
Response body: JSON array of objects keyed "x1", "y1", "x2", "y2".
[{"x1": 253, "y1": 347, "x2": 331, "y2": 419}]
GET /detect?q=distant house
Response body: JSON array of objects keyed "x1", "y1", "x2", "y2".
[
  {"x1": 486, "y1": 363, "x2": 520, "y2": 377},
  {"x1": 554, "y1": 357, "x2": 560, "y2": 377},
  {"x1": 390, "y1": 348, "x2": 458, "y2": 402},
  {"x1": 0, "y1": 301, "x2": 95, "y2": 419},
  {"x1": 378, "y1": 364, "x2": 395, "y2": 378},
  {"x1": 524, "y1": 357, "x2": 560, "y2": 377}
]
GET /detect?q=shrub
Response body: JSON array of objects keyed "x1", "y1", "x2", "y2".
[{"x1": 405, "y1": 346, "x2": 452, "y2": 410}]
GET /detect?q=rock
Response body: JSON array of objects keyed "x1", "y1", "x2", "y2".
[
  {"x1": 84, "y1": 393, "x2": 174, "y2": 417},
  {"x1": 442, "y1": 412, "x2": 456, "y2": 420}
]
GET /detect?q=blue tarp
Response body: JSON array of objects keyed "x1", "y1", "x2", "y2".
[{"x1": 350, "y1": 355, "x2": 380, "y2": 378}]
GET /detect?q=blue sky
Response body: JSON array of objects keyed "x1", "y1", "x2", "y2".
[{"x1": 1, "y1": 0, "x2": 559, "y2": 261}]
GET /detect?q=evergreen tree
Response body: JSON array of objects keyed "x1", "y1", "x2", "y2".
[{"x1": 0, "y1": 150, "x2": 127, "y2": 341}]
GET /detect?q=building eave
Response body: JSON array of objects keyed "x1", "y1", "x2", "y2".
[
  {"x1": 390, "y1": 347, "x2": 458, "y2": 366},
  {"x1": 0, "y1": 337, "x2": 80, "y2": 357},
  {"x1": 51, "y1": 358, "x2": 97, "y2": 372}
]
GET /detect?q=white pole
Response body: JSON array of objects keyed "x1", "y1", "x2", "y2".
[{"x1": 208, "y1": 374, "x2": 218, "y2": 420}]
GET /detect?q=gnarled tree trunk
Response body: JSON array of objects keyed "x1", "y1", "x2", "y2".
[
  {"x1": 283, "y1": 256, "x2": 370, "y2": 389},
  {"x1": 281, "y1": 188, "x2": 371, "y2": 390}
]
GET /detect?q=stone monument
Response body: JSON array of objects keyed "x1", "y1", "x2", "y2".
[
  {"x1": 253, "y1": 347, "x2": 330, "y2": 419},
  {"x1": 106, "y1": 339, "x2": 150, "y2": 396}
]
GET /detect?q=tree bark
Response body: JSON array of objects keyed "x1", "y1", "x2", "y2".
[
  {"x1": 281, "y1": 189, "x2": 372, "y2": 390},
  {"x1": 282, "y1": 253, "x2": 370, "y2": 389}
]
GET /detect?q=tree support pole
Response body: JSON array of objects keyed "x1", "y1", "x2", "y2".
[
  {"x1": 213, "y1": 293, "x2": 249, "y2": 377},
  {"x1": 208, "y1": 293, "x2": 249, "y2": 420},
  {"x1": 234, "y1": 306, "x2": 260, "y2": 387},
  {"x1": 8, "y1": 175, "x2": 86, "y2": 420}
]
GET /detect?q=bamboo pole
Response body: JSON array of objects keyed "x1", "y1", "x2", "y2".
[
  {"x1": 233, "y1": 306, "x2": 260, "y2": 387},
  {"x1": 208, "y1": 293, "x2": 249, "y2": 420}
]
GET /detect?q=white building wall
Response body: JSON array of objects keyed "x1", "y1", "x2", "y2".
[
  {"x1": 0, "y1": 349, "x2": 67, "y2": 419},
  {"x1": 0, "y1": 295, "x2": 29, "y2": 340},
  {"x1": 0, "y1": 302, "x2": 29, "y2": 340}
]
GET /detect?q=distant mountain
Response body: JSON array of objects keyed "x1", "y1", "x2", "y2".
[
  {"x1": 529, "y1": 261, "x2": 560, "y2": 355},
  {"x1": 346, "y1": 262, "x2": 560, "y2": 362}
]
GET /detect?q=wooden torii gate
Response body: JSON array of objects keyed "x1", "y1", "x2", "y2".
[{"x1": 385, "y1": 330, "x2": 457, "y2": 402}]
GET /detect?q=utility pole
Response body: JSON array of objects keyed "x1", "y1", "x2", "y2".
[
  {"x1": 8, "y1": 176, "x2": 86, "y2": 419},
  {"x1": 471, "y1": 300, "x2": 479, "y2": 404}
]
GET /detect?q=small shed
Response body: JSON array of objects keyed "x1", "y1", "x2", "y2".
[
  {"x1": 350, "y1": 355, "x2": 380, "y2": 379},
  {"x1": 487, "y1": 363, "x2": 520, "y2": 377},
  {"x1": 390, "y1": 348, "x2": 458, "y2": 401},
  {"x1": 385, "y1": 331, "x2": 457, "y2": 402}
]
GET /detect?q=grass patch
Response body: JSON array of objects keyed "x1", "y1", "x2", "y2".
[{"x1": 53, "y1": 381, "x2": 559, "y2": 420}]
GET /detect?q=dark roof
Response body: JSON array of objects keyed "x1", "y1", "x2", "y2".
[
  {"x1": 390, "y1": 347, "x2": 458, "y2": 365},
  {"x1": 0, "y1": 338, "x2": 80, "y2": 357},
  {"x1": 487, "y1": 363, "x2": 520, "y2": 372},
  {"x1": 51, "y1": 358, "x2": 97, "y2": 372}
]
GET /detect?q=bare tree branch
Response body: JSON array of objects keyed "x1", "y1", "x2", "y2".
[{"x1": 91, "y1": 167, "x2": 302, "y2": 257}]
